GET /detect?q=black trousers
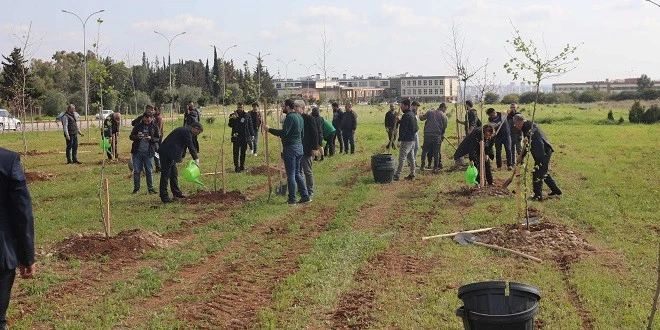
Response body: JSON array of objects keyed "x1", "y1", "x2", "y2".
[
  {"x1": 0, "y1": 269, "x2": 15, "y2": 329},
  {"x1": 469, "y1": 153, "x2": 493, "y2": 185},
  {"x1": 65, "y1": 134, "x2": 79, "y2": 162},
  {"x1": 386, "y1": 127, "x2": 397, "y2": 149},
  {"x1": 324, "y1": 132, "x2": 336, "y2": 157},
  {"x1": 102, "y1": 131, "x2": 118, "y2": 160},
  {"x1": 341, "y1": 130, "x2": 355, "y2": 154},
  {"x1": 159, "y1": 154, "x2": 182, "y2": 199},
  {"x1": 533, "y1": 150, "x2": 561, "y2": 198},
  {"x1": 232, "y1": 139, "x2": 248, "y2": 170},
  {"x1": 494, "y1": 134, "x2": 513, "y2": 168},
  {"x1": 335, "y1": 129, "x2": 344, "y2": 153},
  {"x1": 421, "y1": 136, "x2": 442, "y2": 169}
]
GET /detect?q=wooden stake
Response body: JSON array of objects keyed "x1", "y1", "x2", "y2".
[
  {"x1": 479, "y1": 139, "x2": 485, "y2": 187},
  {"x1": 103, "y1": 178, "x2": 110, "y2": 238},
  {"x1": 263, "y1": 100, "x2": 273, "y2": 202},
  {"x1": 422, "y1": 227, "x2": 494, "y2": 240},
  {"x1": 472, "y1": 241, "x2": 542, "y2": 262},
  {"x1": 221, "y1": 148, "x2": 226, "y2": 194}
]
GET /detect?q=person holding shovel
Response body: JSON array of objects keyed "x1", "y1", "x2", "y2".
[
  {"x1": 486, "y1": 107, "x2": 513, "y2": 170},
  {"x1": 263, "y1": 99, "x2": 311, "y2": 205},
  {"x1": 419, "y1": 103, "x2": 448, "y2": 172},
  {"x1": 228, "y1": 103, "x2": 255, "y2": 173},
  {"x1": 129, "y1": 112, "x2": 160, "y2": 195},
  {"x1": 452, "y1": 124, "x2": 495, "y2": 186},
  {"x1": 158, "y1": 122, "x2": 203, "y2": 203},
  {"x1": 513, "y1": 114, "x2": 562, "y2": 201}
]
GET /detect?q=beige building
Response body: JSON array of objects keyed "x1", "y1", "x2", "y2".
[
  {"x1": 400, "y1": 76, "x2": 458, "y2": 101},
  {"x1": 552, "y1": 78, "x2": 660, "y2": 94}
]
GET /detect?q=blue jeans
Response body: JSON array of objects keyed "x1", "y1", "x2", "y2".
[
  {"x1": 133, "y1": 152, "x2": 154, "y2": 191},
  {"x1": 248, "y1": 130, "x2": 259, "y2": 154},
  {"x1": 282, "y1": 144, "x2": 308, "y2": 202}
]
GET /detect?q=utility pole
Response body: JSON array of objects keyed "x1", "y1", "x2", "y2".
[
  {"x1": 247, "y1": 52, "x2": 271, "y2": 100},
  {"x1": 62, "y1": 8, "x2": 105, "y2": 141},
  {"x1": 277, "y1": 58, "x2": 296, "y2": 98},
  {"x1": 154, "y1": 30, "x2": 186, "y2": 131},
  {"x1": 299, "y1": 63, "x2": 315, "y2": 101}
]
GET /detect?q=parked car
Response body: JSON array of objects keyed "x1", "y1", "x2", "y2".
[
  {"x1": 0, "y1": 109, "x2": 21, "y2": 131},
  {"x1": 95, "y1": 110, "x2": 113, "y2": 120}
]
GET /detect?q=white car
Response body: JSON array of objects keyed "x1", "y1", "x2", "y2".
[
  {"x1": 0, "y1": 109, "x2": 21, "y2": 131},
  {"x1": 95, "y1": 110, "x2": 113, "y2": 120}
]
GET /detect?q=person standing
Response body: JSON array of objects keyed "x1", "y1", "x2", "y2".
[
  {"x1": 393, "y1": 99, "x2": 418, "y2": 181},
  {"x1": 410, "y1": 101, "x2": 421, "y2": 165},
  {"x1": 153, "y1": 106, "x2": 164, "y2": 172},
  {"x1": 0, "y1": 147, "x2": 36, "y2": 329},
  {"x1": 61, "y1": 104, "x2": 83, "y2": 164},
  {"x1": 487, "y1": 108, "x2": 513, "y2": 170},
  {"x1": 419, "y1": 103, "x2": 448, "y2": 172},
  {"x1": 297, "y1": 102, "x2": 321, "y2": 196},
  {"x1": 457, "y1": 100, "x2": 481, "y2": 135},
  {"x1": 129, "y1": 113, "x2": 160, "y2": 194},
  {"x1": 452, "y1": 125, "x2": 495, "y2": 186},
  {"x1": 310, "y1": 106, "x2": 325, "y2": 161},
  {"x1": 263, "y1": 99, "x2": 311, "y2": 205},
  {"x1": 247, "y1": 101, "x2": 263, "y2": 157},
  {"x1": 340, "y1": 103, "x2": 358, "y2": 154},
  {"x1": 102, "y1": 112, "x2": 121, "y2": 160},
  {"x1": 184, "y1": 101, "x2": 201, "y2": 154},
  {"x1": 321, "y1": 116, "x2": 337, "y2": 159},
  {"x1": 228, "y1": 103, "x2": 255, "y2": 173},
  {"x1": 384, "y1": 102, "x2": 398, "y2": 150},
  {"x1": 331, "y1": 102, "x2": 344, "y2": 154},
  {"x1": 507, "y1": 103, "x2": 523, "y2": 165},
  {"x1": 158, "y1": 123, "x2": 203, "y2": 203},
  {"x1": 513, "y1": 114, "x2": 562, "y2": 201}
]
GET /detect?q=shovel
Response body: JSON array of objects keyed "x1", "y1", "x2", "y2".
[
  {"x1": 453, "y1": 233, "x2": 541, "y2": 262},
  {"x1": 275, "y1": 168, "x2": 287, "y2": 196}
]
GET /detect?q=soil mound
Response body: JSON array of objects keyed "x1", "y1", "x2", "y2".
[
  {"x1": 478, "y1": 221, "x2": 597, "y2": 264},
  {"x1": 444, "y1": 184, "x2": 511, "y2": 198},
  {"x1": 55, "y1": 229, "x2": 177, "y2": 261},
  {"x1": 247, "y1": 165, "x2": 280, "y2": 175},
  {"x1": 184, "y1": 190, "x2": 247, "y2": 205},
  {"x1": 25, "y1": 172, "x2": 56, "y2": 182}
]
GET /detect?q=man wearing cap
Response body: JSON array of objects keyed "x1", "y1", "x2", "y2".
[
  {"x1": 419, "y1": 103, "x2": 448, "y2": 172},
  {"x1": 513, "y1": 114, "x2": 562, "y2": 201}
]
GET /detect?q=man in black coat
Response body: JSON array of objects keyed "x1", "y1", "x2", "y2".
[
  {"x1": 513, "y1": 114, "x2": 562, "y2": 201},
  {"x1": 384, "y1": 103, "x2": 398, "y2": 150},
  {"x1": 228, "y1": 103, "x2": 255, "y2": 173},
  {"x1": 457, "y1": 100, "x2": 481, "y2": 135},
  {"x1": 486, "y1": 108, "x2": 513, "y2": 170},
  {"x1": 393, "y1": 99, "x2": 418, "y2": 181},
  {"x1": 453, "y1": 125, "x2": 495, "y2": 185},
  {"x1": 331, "y1": 102, "x2": 344, "y2": 154},
  {"x1": 310, "y1": 107, "x2": 325, "y2": 161},
  {"x1": 158, "y1": 122, "x2": 203, "y2": 203},
  {"x1": 102, "y1": 112, "x2": 121, "y2": 160},
  {"x1": 129, "y1": 113, "x2": 160, "y2": 194},
  {"x1": 297, "y1": 102, "x2": 321, "y2": 196},
  {"x1": 0, "y1": 148, "x2": 36, "y2": 328},
  {"x1": 340, "y1": 103, "x2": 358, "y2": 154},
  {"x1": 183, "y1": 101, "x2": 201, "y2": 154},
  {"x1": 507, "y1": 103, "x2": 522, "y2": 162}
]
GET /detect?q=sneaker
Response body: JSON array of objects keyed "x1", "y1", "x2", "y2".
[
  {"x1": 287, "y1": 200, "x2": 297, "y2": 205},
  {"x1": 161, "y1": 197, "x2": 173, "y2": 203},
  {"x1": 392, "y1": 175, "x2": 400, "y2": 181},
  {"x1": 173, "y1": 193, "x2": 186, "y2": 199},
  {"x1": 298, "y1": 196, "x2": 312, "y2": 204},
  {"x1": 132, "y1": 189, "x2": 139, "y2": 194},
  {"x1": 148, "y1": 189, "x2": 157, "y2": 194},
  {"x1": 531, "y1": 195, "x2": 543, "y2": 202},
  {"x1": 548, "y1": 190, "x2": 563, "y2": 196},
  {"x1": 253, "y1": 153, "x2": 258, "y2": 157},
  {"x1": 404, "y1": 175, "x2": 415, "y2": 181},
  {"x1": 66, "y1": 161, "x2": 72, "y2": 164},
  {"x1": 73, "y1": 161, "x2": 82, "y2": 164}
]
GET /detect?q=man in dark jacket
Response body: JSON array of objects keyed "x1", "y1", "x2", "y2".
[
  {"x1": 384, "y1": 103, "x2": 398, "y2": 150},
  {"x1": 331, "y1": 102, "x2": 344, "y2": 154},
  {"x1": 513, "y1": 114, "x2": 562, "y2": 201},
  {"x1": 0, "y1": 148, "x2": 36, "y2": 328},
  {"x1": 297, "y1": 102, "x2": 321, "y2": 196},
  {"x1": 457, "y1": 100, "x2": 481, "y2": 134},
  {"x1": 184, "y1": 101, "x2": 201, "y2": 154},
  {"x1": 228, "y1": 103, "x2": 255, "y2": 173},
  {"x1": 393, "y1": 99, "x2": 418, "y2": 181},
  {"x1": 158, "y1": 123, "x2": 203, "y2": 203},
  {"x1": 61, "y1": 104, "x2": 83, "y2": 164},
  {"x1": 102, "y1": 112, "x2": 121, "y2": 160},
  {"x1": 247, "y1": 101, "x2": 263, "y2": 157},
  {"x1": 419, "y1": 103, "x2": 448, "y2": 172},
  {"x1": 129, "y1": 113, "x2": 160, "y2": 194},
  {"x1": 453, "y1": 125, "x2": 495, "y2": 185},
  {"x1": 310, "y1": 107, "x2": 325, "y2": 161},
  {"x1": 507, "y1": 103, "x2": 523, "y2": 164},
  {"x1": 487, "y1": 108, "x2": 513, "y2": 170},
  {"x1": 263, "y1": 99, "x2": 311, "y2": 205},
  {"x1": 340, "y1": 103, "x2": 358, "y2": 154}
]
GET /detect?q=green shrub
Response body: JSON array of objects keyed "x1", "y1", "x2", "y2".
[
  {"x1": 629, "y1": 101, "x2": 645, "y2": 123},
  {"x1": 618, "y1": 116, "x2": 624, "y2": 125},
  {"x1": 607, "y1": 110, "x2": 614, "y2": 121},
  {"x1": 642, "y1": 104, "x2": 660, "y2": 123}
]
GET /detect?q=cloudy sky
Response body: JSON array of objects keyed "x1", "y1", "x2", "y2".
[{"x1": 1, "y1": 0, "x2": 658, "y2": 84}]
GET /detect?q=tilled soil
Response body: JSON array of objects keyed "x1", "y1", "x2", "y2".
[
  {"x1": 20, "y1": 150, "x2": 57, "y2": 156},
  {"x1": 444, "y1": 183, "x2": 512, "y2": 199},
  {"x1": 246, "y1": 165, "x2": 281, "y2": 175},
  {"x1": 25, "y1": 172, "x2": 56, "y2": 182},
  {"x1": 184, "y1": 190, "x2": 247, "y2": 205},
  {"x1": 55, "y1": 229, "x2": 178, "y2": 261}
]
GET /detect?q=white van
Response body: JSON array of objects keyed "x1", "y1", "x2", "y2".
[{"x1": 0, "y1": 109, "x2": 21, "y2": 131}]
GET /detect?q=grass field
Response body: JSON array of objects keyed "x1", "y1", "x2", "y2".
[{"x1": 0, "y1": 101, "x2": 659, "y2": 329}]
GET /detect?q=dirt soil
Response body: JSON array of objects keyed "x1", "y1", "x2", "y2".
[
  {"x1": 55, "y1": 229, "x2": 178, "y2": 261},
  {"x1": 444, "y1": 183, "x2": 512, "y2": 199},
  {"x1": 184, "y1": 190, "x2": 247, "y2": 205},
  {"x1": 25, "y1": 172, "x2": 56, "y2": 182},
  {"x1": 478, "y1": 221, "x2": 597, "y2": 263},
  {"x1": 20, "y1": 150, "x2": 56, "y2": 156},
  {"x1": 246, "y1": 165, "x2": 281, "y2": 175}
]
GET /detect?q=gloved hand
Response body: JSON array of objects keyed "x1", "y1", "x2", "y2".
[{"x1": 194, "y1": 158, "x2": 200, "y2": 166}]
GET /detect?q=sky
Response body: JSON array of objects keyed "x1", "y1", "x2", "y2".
[{"x1": 1, "y1": 0, "x2": 658, "y2": 85}]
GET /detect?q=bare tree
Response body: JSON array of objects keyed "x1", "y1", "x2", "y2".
[
  {"x1": 470, "y1": 59, "x2": 499, "y2": 186},
  {"x1": 315, "y1": 19, "x2": 333, "y2": 116}
]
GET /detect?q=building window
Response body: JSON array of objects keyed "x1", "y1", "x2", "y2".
[
  {"x1": 406, "y1": 80, "x2": 411, "y2": 86},
  {"x1": 359, "y1": 81, "x2": 367, "y2": 87},
  {"x1": 439, "y1": 80, "x2": 444, "y2": 86},
  {"x1": 435, "y1": 89, "x2": 439, "y2": 94},
  {"x1": 412, "y1": 80, "x2": 417, "y2": 86},
  {"x1": 418, "y1": 89, "x2": 422, "y2": 95},
  {"x1": 413, "y1": 89, "x2": 416, "y2": 95},
  {"x1": 423, "y1": 80, "x2": 427, "y2": 86},
  {"x1": 417, "y1": 80, "x2": 421, "y2": 86},
  {"x1": 434, "y1": 80, "x2": 439, "y2": 85}
]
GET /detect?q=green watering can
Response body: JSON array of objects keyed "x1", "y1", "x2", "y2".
[
  {"x1": 464, "y1": 164, "x2": 478, "y2": 185},
  {"x1": 99, "y1": 137, "x2": 111, "y2": 152},
  {"x1": 183, "y1": 160, "x2": 206, "y2": 188}
]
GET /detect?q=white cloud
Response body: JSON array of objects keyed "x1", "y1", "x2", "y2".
[
  {"x1": 379, "y1": 3, "x2": 440, "y2": 28},
  {"x1": 261, "y1": 30, "x2": 277, "y2": 39},
  {"x1": 300, "y1": 5, "x2": 356, "y2": 21},
  {"x1": 345, "y1": 31, "x2": 368, "y2": 43},
  {"x1": 132, "y1": 14, "x2": 214, "y2": 32},
  {"x1": 508, "y1": 4, "x2": 566, "y2": 21},
  {"x1": 594, "y1": 0, "x2": 643, "y2": 11}
]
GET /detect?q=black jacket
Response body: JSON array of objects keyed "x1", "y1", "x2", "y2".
[
  {"x1": 340, "y1": 110, "x2": 358, "y2": 131},
  {"x1": 385, "y1": 110, "x2": 397, "y2": 128},
  {"x1": 0, "y1": 148, "x2": 35, "y2": 270},
  {"x1": 248, "y1": 110, "x2": 262, "y2": 131},
  {"x1": 398, "y1": 110, "x2": 418, "y2": 142},
  {"x1": 332, "y1": 109, "x2": 344, "y2": 130},
  {"x1": 159, "y1": 126, "x2": 199, "y2": 162},
  {"x1": 228, "y1": 110, "x2": 255, "y2": 142},
  {"x1": 521, "y1": 121, "x2": 553, "y2": 162},
  {"x1": 465, "y1": 108, "x2": 482, "y2": 132},
  {"x1": 310, "y1": 109, "x2": 324, "y2": 143},
  {"x1": 488, "y1": 112, "x2": 510, "y2": 138},
  {"x1": 453, "y1": 129, "x2": 494, "y2": 161},
  {"x1": 507, "y1": 111, "x2": 522, "y2": 138},
  {"x1": 129, "y1": 121, "x2": 161, "y2": 156},
  {"x1": 301, "y1": 113, "x2": 320, "y2": 157},
  {"x1": 103, "y1": 115, "x2": 120, "y2": 135},
  {"x1": 183, "y1": 108, "x2": 201, "y2": 126}
]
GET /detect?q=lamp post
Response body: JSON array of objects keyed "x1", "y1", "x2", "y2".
[
  {"x1": 61, "y1": 8, "x2": 105, "y2": 141},
  {"x1": 154, "y1": 30, "x2": 186, "y2": 131},
  {"x1": 299, "y1": 63, "x2": 315, "y2": 100},
  {"x1": 210, "y1": 44, "x2": 237, "y2": 111},
  {"x1": 277, "y1": 58, "x2": 296, "y2": 97},
  {"x1": 247, "y1": 52, "x2": 271, "y2": 100}
]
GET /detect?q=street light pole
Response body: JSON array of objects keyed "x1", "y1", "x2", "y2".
[
  {"x1": 277, "y1": 58, "x2": 296, "y2": 98},
  {"x1": 299, "y1": 63, "x2": 315, "y2": 101},
  {"x1": 62, "y1": 8, "x2": 105, "y2": 141},
  {"x1": 154, "y1": 30, "x2": 186, "y2": 131},
  {"x1": 247, "y1": 52, "x2": 271, "y2": 100}
]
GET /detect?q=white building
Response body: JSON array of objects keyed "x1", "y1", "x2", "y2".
[
  {"x1": 552, "y1": 78, "x2": 660, "y2": 94},
  {"x1": 400, "y1": 76, "x2": 458, "y2": 102}
]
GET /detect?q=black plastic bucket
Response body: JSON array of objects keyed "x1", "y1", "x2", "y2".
[
  {"x1": 456, "y1": 281, "x2": 541, "y2": 330},
  {"x1": 371, "y1": 154, "x2": 395, "y2": 183}
]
